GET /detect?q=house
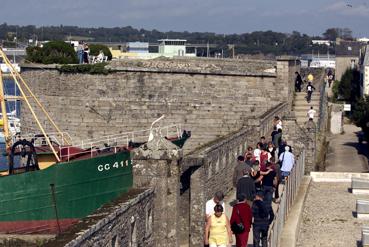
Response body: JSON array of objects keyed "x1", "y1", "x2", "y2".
[{"x1": 335, "y1": 40, "x2": 362, "y2": 81}]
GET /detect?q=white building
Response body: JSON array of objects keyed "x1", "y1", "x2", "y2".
[
  {"x1": 127, "y1": 42, "x2": 149, "y2": 53},
  {"x1": 158, "y1": 39, "x2": 187, "y2": 57}
]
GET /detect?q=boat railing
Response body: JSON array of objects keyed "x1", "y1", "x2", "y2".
[
  {"x1": 59, "y1": 124, "x2": 182, "y2": 162},
  {"x1": 15, "y1": 132, "x2": 74, "y2": 147},
  {"x1": 79, "y1": 124, "x2": 182, "y2": 149}
]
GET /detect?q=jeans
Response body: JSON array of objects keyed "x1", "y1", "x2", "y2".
[
  {"x1": 253, "y1": 225, "x2": 268, "y2": 247},
  {"x1": 263, "y1": 186, "x2": 273, "y2": 207}
]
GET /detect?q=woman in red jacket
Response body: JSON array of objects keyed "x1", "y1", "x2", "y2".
[{"x1": 230, "y1": 194, "x2": 253, "y2": 247}]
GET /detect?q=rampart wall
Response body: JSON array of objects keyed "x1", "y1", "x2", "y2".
[{"x1": 19, "y1": 57, "x2": 297, "y2": 154}]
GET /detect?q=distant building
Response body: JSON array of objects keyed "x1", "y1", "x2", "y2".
[
  {"x1": 335, "y1": 40, "x2": 362, "y2": 81},
  {"x1": 158, "y1": 39, "x2": 188, "y2": 57},
  {"x1": 357, "y1": 37, "x2": 369, "y2": 43},
  {"x1": 312, "y1": 40, "x2": 331, "y2": 46},
  {"x1": 127, "y1": 42, "x2": 149, "y2": 53},
  {"x1": 109, "y1": 39, "x2": 196, "y2": 60},
  {"x1": 360, "y1": 45, "x2": 369, "y2": 96},
  {"x1": 300, "y1": 54, "x2": 335, "y2": 69}
]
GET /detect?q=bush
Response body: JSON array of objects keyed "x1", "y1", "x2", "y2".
[
  {"x1": 89, "y1": 44, "x2": 112, "y2": 60},
  {"x1": 57, "y1": 63, "x2": 110, "y2": 75},
  {"x1": 352, "y1": 96, "x2": 369, "y2": 140},
  {"x1": 26, "y1": 41, "x2": 78, "y2": 64}
]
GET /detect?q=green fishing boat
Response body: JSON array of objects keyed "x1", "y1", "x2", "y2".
[{"x1": 0, "y1": 49, "x2": 189, "y2": 234}]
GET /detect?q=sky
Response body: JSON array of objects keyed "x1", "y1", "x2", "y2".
[{"x1": 1, "y1": 0, "x2": 369, "y2": 37}]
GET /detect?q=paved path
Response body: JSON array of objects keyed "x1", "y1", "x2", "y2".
[
  {"x1": 325, "y1": 124, "x2": 369, "y2": 172},
  {"x1": 224, "y1": 188, "x2": 280, "y2": 247},
  {"x1": 297, "y1": 182, "x2": 365, "y2": 247}
]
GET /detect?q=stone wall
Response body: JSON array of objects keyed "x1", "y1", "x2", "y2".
[
  {"x1": 335, "y1": 56, "x2": 358, "y2": 81},
  {"x1": 44, "y1": 189, "x2": 154, "y2": 247},
  {"x1": 182, "y1": 102, "x2": 290, "y2": 246},
  {"x1": 19, "y1": 57, "x2": 295, "y2": 154},
  {"x1": 132, "y1": 137, "x2": 182, "y2": 247}
]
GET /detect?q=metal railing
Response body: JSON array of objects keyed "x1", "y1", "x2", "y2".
[
  {"x1": 22, "y1": 124, "x2": 182, "y2": 162},
  {"x1": 268, "y1": 149, "x2": 306, "y2": 247}
]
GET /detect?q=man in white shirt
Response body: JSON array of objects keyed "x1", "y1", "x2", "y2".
[
  {"x1": 307, "y1": 106, "x2": 317, "y2": 120},
  {"x1": 205, "y1": 191, "x2": 225, "y2": 218},
  {"x1": 279, "y1": 146, "x2": 295, "y2": 180}
]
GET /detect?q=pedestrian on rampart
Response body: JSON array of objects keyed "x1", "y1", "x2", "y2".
[
  {"x1": 206, "y1": 191, "x2": 225, "y2": 219},
  {"x1": 230, "y1": 193, "x2": 253, "y2": 247},
  {"x1": 279, "y1": 146, "x2": 295, "y2": 181},
  {"x1": 236, "y1": 168, "x2": 255, "y2": 206},
  {"x1": 233, "y1": 156, "x2": 251, "y2": 188},
  {"x1": 252, "y1": 193, "x2": 274, "y2": 247},
  {"x1": 205, "y1": 204, "x2": 233, "y2": 247},
  {"x1": 261, "y1": 162, "x2": 276, "y2": 207}
]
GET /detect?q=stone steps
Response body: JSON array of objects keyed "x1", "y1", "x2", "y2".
[{"x1": 293, "y1": 92, "x2": 321, "y2": 125}]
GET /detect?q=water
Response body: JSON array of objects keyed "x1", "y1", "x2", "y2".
[{"x1": 0, "y1": 78, "x2": 21, "y2": 169}]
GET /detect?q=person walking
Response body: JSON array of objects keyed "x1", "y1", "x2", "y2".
[
  {"x1": 206, "y1": 191, "x2": 225, "y2": 219},
  {"x1": 295, "y1": 71, "x2": 303, "y2": 92},
  {"x1": 233, "y1": 156, "x2": 251, "y2": 188},
  {"x1": 230, "y1": 194, "x2": 253, "y2": 247},
  {"x1": 236, "y1": 169, "x2": 256, "y2": 206},
  {"x1": 252, "y1": 194, "x2": 274, "y2": 247},
  {"x1": 306, "y1": 82, "x2": 316, "y2": 103},
  {"x1": 205, "y1": 204, "x2": 233, "y2": 247},
  {"x1": 261, "y1": 162, "x2": 276, "y2": 207},
  {"x1": 279, "y1": 146, "x2": 295, "y2": 181},
  {"x1": 307, "y1": 106, "x2": 317, "y2": 121}
]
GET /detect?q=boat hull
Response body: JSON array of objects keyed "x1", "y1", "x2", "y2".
[{"x1": 0, "y1": 150, "x2": 132, "y2": 234}]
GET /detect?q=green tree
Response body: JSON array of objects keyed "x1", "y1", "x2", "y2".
[
  {"x1": 88, "y1": 44, "x2": 112, "y2": 60},
  {"x1": 26, "y1": 41, "x2": 78, "y2": 64},
  {"x1": 352, "y1": 96, "x2": 369, "y2": 139}
]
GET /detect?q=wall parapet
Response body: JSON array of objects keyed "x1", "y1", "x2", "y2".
[{"x1": 44, "y1": 188, "x2": 155, "y2": 247}]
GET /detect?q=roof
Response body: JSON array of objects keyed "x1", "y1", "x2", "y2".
[
  {"x1": 335, "y1": 41, "x2": 362, "y2": 57},
  {"x1": 158, "y1": 39, "x2": 187, "y2": 42}
]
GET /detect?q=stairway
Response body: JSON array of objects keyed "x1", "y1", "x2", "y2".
[{"x1": 292, "y1": 92, "x2": 321, "y2": 125}]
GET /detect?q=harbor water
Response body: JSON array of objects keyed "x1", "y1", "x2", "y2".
[{"x1": 0, "y1": 78, "x2": 21, "y2": 170}]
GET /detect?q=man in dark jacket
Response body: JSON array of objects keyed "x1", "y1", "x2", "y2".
[
  {"x1": 236, "y1": 169, "x2": 256, "y2": 206},
  {"x1": 233, "y1": 156, "x2": 252, "y2": 188},
  {"x1": 295, "y1": 71, "x2": 303, "y2": 92},
  {"x1": 252, "y1": 193, "x2": 274, "y2": 247}
]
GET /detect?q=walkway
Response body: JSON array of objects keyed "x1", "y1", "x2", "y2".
[
  {"x1": 325, "y1": 124, "x2": 369, "y2": 172},
  {"x1": 224, "y1": 187, "x2": 280, "y2": 246},
  {"x1": 297, "y1": 182, "x2": 364, "y2": 247}
]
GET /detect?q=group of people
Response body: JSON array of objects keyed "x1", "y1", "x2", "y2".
[
  {"x1": 77, "y1": 42, "x2": 90, "y2": 64},
  {"x1": 204, "y1": 117, "x2": 296, "y2": 247},
  {"x1": 295, "y1": 71, "x2": 316, "y2": 103}
]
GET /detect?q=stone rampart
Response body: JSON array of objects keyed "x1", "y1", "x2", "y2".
[
  {"x1": 43, "y1": 188, "x2": 154, "y2": 247},
  {"x1": 181, "y1": 101, "x2": 289, "y2": 246},
  {"x1": 19, "y1": 57, "x2": 295, "y2": 154}
]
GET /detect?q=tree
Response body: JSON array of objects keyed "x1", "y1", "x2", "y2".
[
  {"x1": 26, "y1": 40, "x2": 78, "y2": 64},
  {"x1": 352, "y1": 96, "x2": 369, "y2": 140},
  {"x1": 323, "y1": 28, "x2": 339, "y2": 41},
  {"x1": 89, "y1": 44, "x2": 112, "y2": 60}
]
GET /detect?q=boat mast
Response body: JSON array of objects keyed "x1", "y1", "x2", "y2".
[
  {"x1": 0, "y1": 69, "x2": 11, "y2": 150},
  {"x1": 0, "y1": 51, "x2": 70, "y2": 146},
  {"x1": 0, "y1": 49, "x2": 61, "y2": 162}
]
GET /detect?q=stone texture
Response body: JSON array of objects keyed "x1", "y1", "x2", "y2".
[
  {"x1": 43, "y1": 189, "x2": 154, "y2": 247},
  {"x1": 297, "y1": 182, "x2": 363, "y2": 247},
  {"x1": 20, "y1": 57, "x2": 293, "y2": 155}
]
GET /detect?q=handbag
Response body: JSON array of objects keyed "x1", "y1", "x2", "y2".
[{"x1": 230, "y1": 206, "x2": 245, "y2": 234}]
